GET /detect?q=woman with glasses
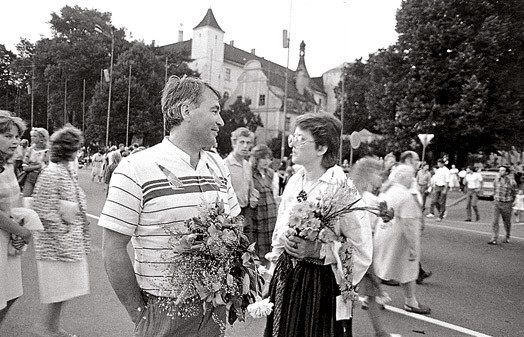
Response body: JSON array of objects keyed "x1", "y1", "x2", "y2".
[
  {"x1": 264, "y1": 113, "x2": 372, "y2": 337},
  {"x1": 0, "y1": 111, "x2": 32, "y2": 327},
  {"x1": 21, "y1": 127, "x2": 49, "y2": 197}
]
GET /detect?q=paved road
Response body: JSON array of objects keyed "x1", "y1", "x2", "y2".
[{"x1": 2, "y1": 168, "x2": 523, "y2": 337}]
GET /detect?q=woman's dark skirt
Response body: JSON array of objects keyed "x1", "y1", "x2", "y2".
[{"x1": 264, "y1": 253, "x2": 352, "y2": 337}]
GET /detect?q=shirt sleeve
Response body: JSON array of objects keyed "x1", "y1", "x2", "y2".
[
  {"x1": 338, "y1": 199, "x2": 373, "y2": 285},
  {"x1": 97, "y1": 159, "x2": 142, "y2": 236},
  {"x1": 222, "y1": 160, "x2": 241, "y2": 217}
]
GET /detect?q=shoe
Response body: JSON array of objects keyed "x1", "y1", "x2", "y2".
[
  {"x1": 475, "y1": 216, "x2": 480, "y2": 222},
  {"x1": 465, "y1": 219, "x2": 472, "y2": 222},
  {"x1": 503, "y1": 238, "x2": 510, "y2": 243},
  {"x1": 443, "y1": 211, "x2": 448, "y2": 218},
  {"x1": 426, "y1": 213, "x2": 434, "y2": 218},
  {"x1": 404, "y1": 303, "x2": 431, "y2": 315},
  {"x1": 487, "y1": 240, "x2": 497, "y2": 245},
  {"x1": 381, "y1": 279, "x2": 400, "y2": 286},
  {"x1": 416, "y1": 271, "x2": 432, "y2": 284}
]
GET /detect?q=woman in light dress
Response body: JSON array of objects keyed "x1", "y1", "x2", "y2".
[
  {"x1": 0, "y1": 110, "x2": 32, "y2": 327},
  {"x1": 32, "y1": 125, "x2": 90, "y2": 337},
  {"x1": 373, "y1": 164, "x2": 430, "y2": 315}
]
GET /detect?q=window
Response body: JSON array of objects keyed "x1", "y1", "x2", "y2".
[
  {"x1": 223, "y1": 91, "x2": 230, "y2": 99},
  {"x1": 259, "y1": 94, "x2": 266, "y2": 106},
  {"x1": 225, "y1": 68, "x2": 231, "y2": 81},
  {"x1": 285, "y1": 116, "x2": 291, "y2": 131},
  {"x1": 236, "y1": 96, "x2": 242, "y2": 102}
]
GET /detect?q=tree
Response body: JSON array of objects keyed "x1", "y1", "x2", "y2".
[
  {"x1": 0, "y1": 44, "x2": 17, "y2": 112},
  {"x1": 338, "y1": 0, "x2": 524, "y2": 164},
  {"x1": 216, "y1": 97, "x2": 263, "y2": 156}
]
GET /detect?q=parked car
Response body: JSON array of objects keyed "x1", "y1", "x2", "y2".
[{"x1": 479, "y1": 168, "x2": 499, "y2": 199}]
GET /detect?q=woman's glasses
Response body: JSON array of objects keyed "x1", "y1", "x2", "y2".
[{"x1": 288, "y1": 134, "x2": 315, "y2": 148}]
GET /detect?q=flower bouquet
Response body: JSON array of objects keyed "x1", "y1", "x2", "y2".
[
  {"x1": 286, "y1": 179, "x2": 393, "y2": 302},
  {"x1": 161, "y1": 197, "x2": 265, "y2": 328}
]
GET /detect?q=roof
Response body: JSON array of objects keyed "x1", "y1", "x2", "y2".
[
  {"x1": 194, "y1": 8, "x2": 224, "y2": 33},
  {"x1": 160, "y1": 38, "x2": 324, "y2": 104}
]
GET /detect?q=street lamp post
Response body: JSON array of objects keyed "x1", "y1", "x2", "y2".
[{"x1": 95, "y1": 24, "x2": 114, "y2": 146}]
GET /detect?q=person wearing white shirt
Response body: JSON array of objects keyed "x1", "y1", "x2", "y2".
[
  {"x1": 464, "y1": 167, "x2": 483, "y2": 221},
  {"x1": 428, "y1": 159, "x2": 450, "y2": 221}
]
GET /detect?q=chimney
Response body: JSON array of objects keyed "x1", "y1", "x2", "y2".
[
  {"x1": 151, "y1": 40, "x2": 155, "y2": 47},
  {"x1": 178, "y1": 30, "x2": 183, "y2": 42},
  {"x1": 230, "y1": 40, "x2": 234, "y2": 46},
  {"x1": 251, "y1": 48, "x2": 255, "y2": 54}
]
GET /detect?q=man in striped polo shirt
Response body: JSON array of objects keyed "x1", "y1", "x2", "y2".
[{"x1": 99, "y1": 76, "x2": 240, "y2": 337}]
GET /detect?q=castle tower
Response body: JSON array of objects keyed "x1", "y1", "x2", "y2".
[
  {"x1": 191, "y1": 8, "x2": 225, "y2": 90},
  {"x1": 295, "y1": 41, "x2": 311, "y2": 95}
]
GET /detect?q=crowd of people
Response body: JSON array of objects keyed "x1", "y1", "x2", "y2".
[{"x1": 0, "y1": 74, "x2": 521, "y2": 337}]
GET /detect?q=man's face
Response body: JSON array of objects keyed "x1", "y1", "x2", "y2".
[
  {"x1": 499, "y1": 166, "x2": 507, "y2": 176},
  {"x1": 232, "y1": 136, "x2": 252, "y2": 158},
  {"x1": 410, "y1": 154, "x2": 420, "y2": 169},
  {"x1": 188, "y1": 87, "x2": 223, "y2": 149}
]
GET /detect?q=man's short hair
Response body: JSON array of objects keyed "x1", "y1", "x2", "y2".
[
  {"x1": 161, "y1": 75, "x2": 220, "y2": 130},
  {"x1": 437, "y1": 159, "x2": 444, "y2": 164},
  {"x1": 230, "y1": 127, "x2": 252, "y2": 143}
]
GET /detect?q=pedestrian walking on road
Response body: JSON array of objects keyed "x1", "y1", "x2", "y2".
[
  {"x1": 374, "y1": 165, "x2": 431, "y2": 315},
  {"x1": 488, "y1": 165, "x2": 517, "y2": 245},
  {"x1": 32, "y1": 125, "x2": 90, "y2": 337},
  {"x1": 0, "y1": 111, "x2": 32, "y2": 328},
  {"x1": 98, "y1": 76, "x2": 240, "y2": 337},
  {"x1": 464, "y1": 167, "x2": 483, "y2": 222},
  {"x1": 416, "y1": 163, "x2": 432, "y2": 212},
  {"x1": 427, "y1": 159, "x2": 450, "y2": 222},
  {"x1": 351, "y1": 157, "x2": 398, "y2": 337}
]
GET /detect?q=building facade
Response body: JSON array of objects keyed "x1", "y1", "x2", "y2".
[{"x1": 161, "y1": 8, "x2": 342, "y2": 144}]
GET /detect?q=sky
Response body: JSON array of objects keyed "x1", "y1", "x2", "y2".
[{"x1": 1, "y1": 0, "x2": 403, "y2": 76}]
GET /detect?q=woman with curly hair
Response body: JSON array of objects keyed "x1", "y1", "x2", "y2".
[
  {"x1": 0, "y1": 110, "x2": 32, "y2": 327},
  {"x1": 32, "y1": 124, "x2": 90, "y2": 337}
]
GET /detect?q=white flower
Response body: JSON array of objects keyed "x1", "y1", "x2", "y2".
[{"x1": 247, "y1": 298, "x2": 274, "y2": 319}]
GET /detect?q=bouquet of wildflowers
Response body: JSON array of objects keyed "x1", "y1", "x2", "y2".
[
  {"x1": 161, "y1": 197, "x2": 265, "y2": 328},
  {"x1": 286, "y1": 179, "x2": 393, "y2": 302}
]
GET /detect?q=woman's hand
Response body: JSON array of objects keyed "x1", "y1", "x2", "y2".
[{"x1": 284, "y1": 233, "x2": 321, "y2": 259}]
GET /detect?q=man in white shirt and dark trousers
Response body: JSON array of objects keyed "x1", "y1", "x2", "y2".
[
  {"x1": 427, "y1": 159, "x2": 450, "y2": 222},
  {"x1": 464, "y1": 166, "x2": 483, "y2": 221}
]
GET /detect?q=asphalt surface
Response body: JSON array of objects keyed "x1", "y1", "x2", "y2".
[{"x1": 1, "y1": 168, "x2": 523, "y2": 337}]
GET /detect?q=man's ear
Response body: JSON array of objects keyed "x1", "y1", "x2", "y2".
[{"x1": 181, "y1": 104, "x2": 191, "y2": 121}]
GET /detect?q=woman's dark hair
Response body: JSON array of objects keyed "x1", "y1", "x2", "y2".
[
  {"x1": 49, "y1": 124, "x2": 83, "y2": 163},
  {"x1": 294, "y1": 113, "x2": 342, "y2": 168},
  {"x1": 250, "y1": 144, "x2": 273, "y2": 171}
]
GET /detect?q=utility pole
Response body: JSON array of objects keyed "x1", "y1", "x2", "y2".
[
  {"x1": 64, "y1": 78, "x2": 68, "y2": 124},
  {"x1": 126, "y1": 63, "x2": 132, "y2": 146},
  {"x1": 30, "y1": 61, "x2": 35, "y2": 128},
  {"x1": 82, "y1": 79, "x2": 86, "y2": 134}
]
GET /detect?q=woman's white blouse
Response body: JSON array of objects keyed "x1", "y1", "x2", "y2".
[{"x1": 266, "y1": 165, "x2": 372, "y2": 285}]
